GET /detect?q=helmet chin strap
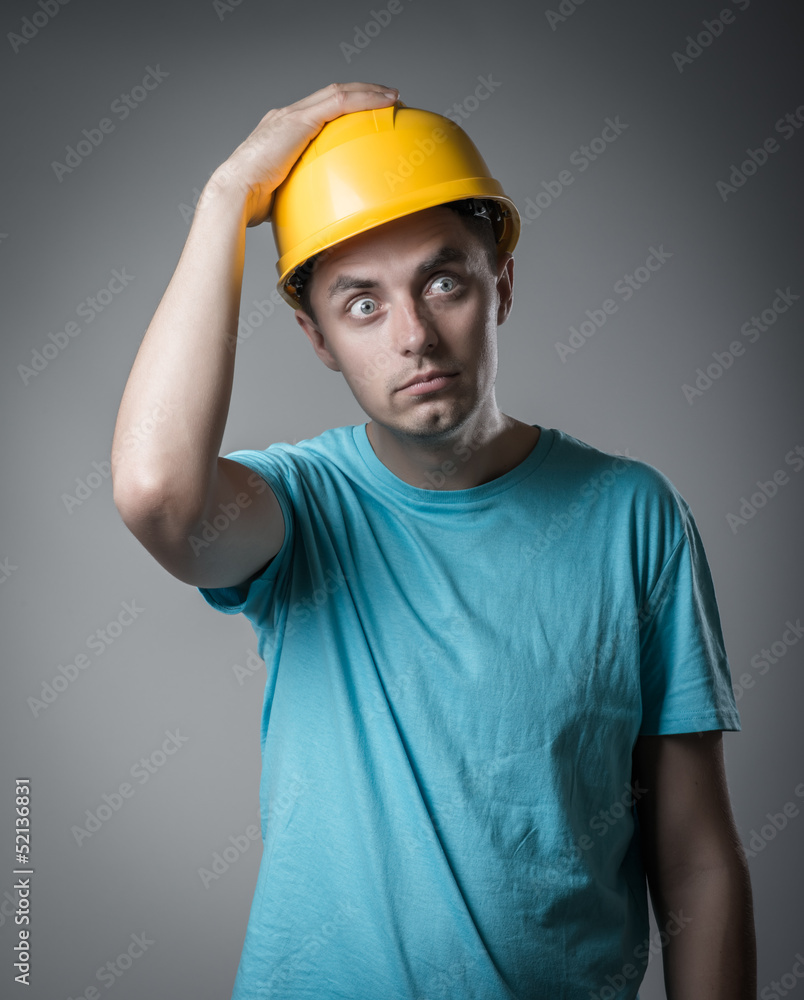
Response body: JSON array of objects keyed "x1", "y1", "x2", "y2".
[
  {"x1": 448, "y1": 198, "x2": 508, "y2": 244},
  {"x1": 286, "y1": 253, "x2": 321, "y2": 302}
]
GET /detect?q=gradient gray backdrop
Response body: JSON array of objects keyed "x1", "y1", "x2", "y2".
[{"x1": 2, "y1": 0, "x2": 802, "y2": 997}]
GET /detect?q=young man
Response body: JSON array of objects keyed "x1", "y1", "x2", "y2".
[{"x1": 112, "y1": 82, "x2": 756, "y2": 998}]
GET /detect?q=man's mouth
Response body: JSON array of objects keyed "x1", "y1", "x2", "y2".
[{"x1": 397, "y1": 371, "x2": 459, "y2": 395}]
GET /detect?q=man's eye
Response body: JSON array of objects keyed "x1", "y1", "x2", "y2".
[
  {"x1": 348, "y1": 297, "x2": 377, "y2": 318},
  {"x1": 431, "y1": 275, "x2": 458, "y2": 294}
]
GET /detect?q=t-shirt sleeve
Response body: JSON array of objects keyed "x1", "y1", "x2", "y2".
[
  {"x1": 637, "y1": 499, "x2": 741, "y2": 735},
  {"x1": 196, "y1": 449, "x2": 295, "y2": 627}
]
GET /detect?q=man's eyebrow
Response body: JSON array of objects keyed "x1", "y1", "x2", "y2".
[{"x1": 326, "y1": 246, "x2": 470, "y2": 300}]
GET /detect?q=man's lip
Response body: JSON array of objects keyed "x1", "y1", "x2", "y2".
[{"x1": 397, "y1": 370, "x2": 458, "y2": 391}]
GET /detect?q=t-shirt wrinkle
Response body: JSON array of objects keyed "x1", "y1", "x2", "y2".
[{"x1": 640, "y1": 529, "x2": 687, "y2": 620}]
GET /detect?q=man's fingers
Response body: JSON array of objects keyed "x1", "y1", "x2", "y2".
[
  {"x1": 292, "y1": 81, "x2": 399, "y2": 106},
  {"x1": 288, "y1": 83, "x2": 400, "y2": 150},
  {"x1": 226, "y1": 83, "x2": 400, "y2": 228},
  {"x1": 287, "y1": 81, "x2": 399, "y2": 121}
]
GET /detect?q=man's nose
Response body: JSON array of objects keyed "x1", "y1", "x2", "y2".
[{"x1": 391, "y1": 297, "x2": 437, "y2": 354}]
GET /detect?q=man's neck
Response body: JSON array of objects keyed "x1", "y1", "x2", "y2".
[{"x1": 365, "y1": 414, "x2": 541, "y2": 491}]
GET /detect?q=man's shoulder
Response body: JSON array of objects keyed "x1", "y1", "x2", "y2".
[{"x1": 548, "y1": 427, "x2": 691, "y2": 515}]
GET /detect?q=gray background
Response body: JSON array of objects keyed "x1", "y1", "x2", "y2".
[{"x1": 1, "y1": 0, "x2": 802, "y2": 997}]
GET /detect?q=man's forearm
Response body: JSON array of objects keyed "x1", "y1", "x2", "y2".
[
  {"x1": 653, "y1": 857, "x2": 756, "y2": 998},
  {"x1": 111, "y1": 176, "x2": 249, "y2": 527}
]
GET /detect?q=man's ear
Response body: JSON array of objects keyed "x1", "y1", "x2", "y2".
[
  {"x1": 495, "y1": 252, "x2": 514, "y2": 326},
  {"x1": 294, "y1": 310, "x2": 341, "y2": 372}
]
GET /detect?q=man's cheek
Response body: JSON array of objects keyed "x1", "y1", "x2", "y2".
[{"x1": 347, "y1": 349, "x2": 396, "y2": 391}]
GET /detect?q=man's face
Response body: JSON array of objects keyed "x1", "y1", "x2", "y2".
[{"x1": 294, "y1": 205, "x2": 514, "y2": 445}]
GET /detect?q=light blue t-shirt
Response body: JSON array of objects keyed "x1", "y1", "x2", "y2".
[{"x1": 198, "y1": 423, "x2": 740, "y2": 1000}]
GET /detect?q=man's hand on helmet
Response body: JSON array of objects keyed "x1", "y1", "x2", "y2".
[{"x1": 201, "y1": 81, "x2": 399, "y2": 228}]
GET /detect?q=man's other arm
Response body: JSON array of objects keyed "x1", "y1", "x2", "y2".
[
  {"x1": 632, "y1": 730, "x2": 757, "y2": 998},
  {"x1": 110, "y1": 82, "x2": 399, "y2": 589}
]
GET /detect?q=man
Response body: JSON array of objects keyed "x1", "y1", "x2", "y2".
[{"x1": 111, "y1": 82, "x2": 756, "y2": 998}]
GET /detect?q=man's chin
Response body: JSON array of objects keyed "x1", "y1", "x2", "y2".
[{"x1": 368, "y1": 407, "x2": 473, "y2": 447}]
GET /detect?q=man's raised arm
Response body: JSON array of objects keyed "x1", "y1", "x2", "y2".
[{"x1": 110, "y1": 82, "x2": 399, "y2": 589}]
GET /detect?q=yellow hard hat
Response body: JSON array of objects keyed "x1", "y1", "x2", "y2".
[{"x1": 271, "y1": 100, "x2": 521, "y2": 310}]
